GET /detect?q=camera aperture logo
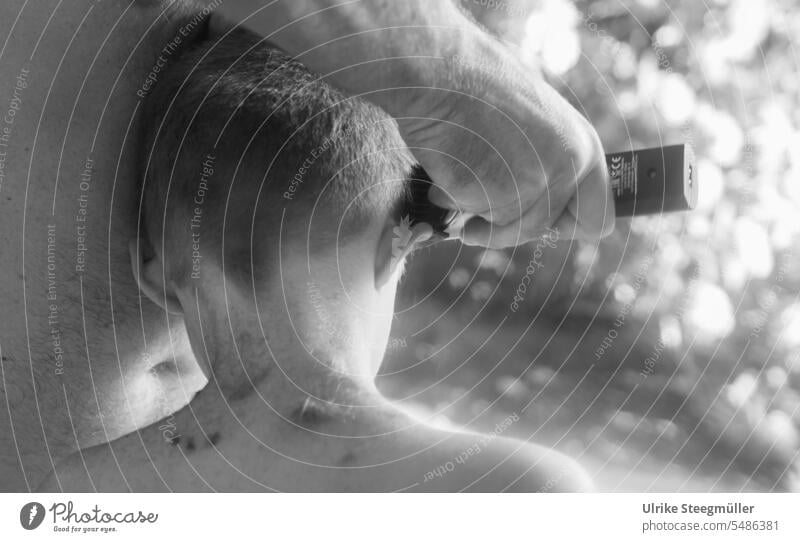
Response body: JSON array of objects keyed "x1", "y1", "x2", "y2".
[
  {"x1": 20, "y1": 502, "x2": 45, "y2": 530},
  {"x1": 19, "y1": 501, "x2": 159, "y2": 534}
]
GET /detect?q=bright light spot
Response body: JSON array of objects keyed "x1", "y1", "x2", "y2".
[
  {"x1": 636, "y1": 0, "x2": 661, "y2": 8},
  {"x1": 469, "y1": 280, "x2": 493, "y2": 302},
  {"x1": 654, "y1": 24, "x2": 684, "y2": 48},
  {"x1": 772, "y1": 216, "x2": 800, "y2": 250},
  {"x1": 448, "y1": 268, "x2": 470, "y2": 289},
  {"x1": 659, "y1": 315, "x2": 683, "y2": 349},
  {"x1": 495, "y1": 376, "x2": 529, "y2": 400},
  {"x1": 701, "y1": 39, "x2": 730, "y2": 85},
  {"x1": 614, "y1": 283, "x2": 636, "y2": 305},
  {"x1": 782, "y1": 165, "x2": 800, "y2": 207},
  {"x1": 725, "y1": 371, "x2": 758, "y2": 408},
  {"x1": 785, "y1": 131, "x2": 800, "y2": 205},
  {"x1": 752, "y1": 185, "x2": 795, "y2": 227},
  {"x1": 542, "y1": 31, "x2": 581, "y2": 75},
  {"x1": 611, "y1": 410, "x2": 638, "y2": 431},
  {"x1": 656, "y1": 74, "x2": 696, "y2": 125},
  {"x1": 617, "y1": 90, "x2": 639, "y2": 117},
  {"x1": 762, "y1": 410, "x2": 799, "y2": 451},
  {"x1": 765, "y1": 366, "x2": 788, "y2": 389},
  {"x1": 687, "y1": 215, "x2": 711, "y2": 239},
  {"x1": 522, "y1": 0, "x2": 581, "y2": 75},
  {"x1": 477, "y1": 249, "x2": 510, "y2": 276},
  {"x1": 724, "y1": 0, "x2": 772, "y2": 61},
  {"x1": 697, "y1": 159, "x2": 725, "y2": 210},
  {"x1": 721, "y1": 256, "x2": 748, "y2": 291},
  {"x1": 779, "y1": 304, "x2": 800, "y2": 349},
  {"x1": 575, "y1": 242, "x2": 599, "y2": 269},
  {"x1": 755, "y1": 103, "x2": 794, "y2": 171},
  {"x1": 734, "y1": 217, "x2": 774, "y2": 278},
  {"x1": 613, "y1": 45, "x2": 638, "y2": 80},
  {"x1": 713, "y1": 201, "x2": 738, "y2": 238},
  {"x1": 528, "y1": 366, "x2": 556, "y2": 385},
  {"x1": 697, "y1": 106, "x2": 744, "y2": 166},
  {"x1": 658, "y1": 236, "x2": 690, "y2": 269},
  {"x1": 686, "y1": 282, "x2": 735, "y2": 340}
]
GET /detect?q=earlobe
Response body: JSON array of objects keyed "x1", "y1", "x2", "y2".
[
  {"x1": 374, "y1": 220, "x2": 434, "y2": 290},
  {"x1": 129, "y1": 238, "x2": 184, "y2": 315}
]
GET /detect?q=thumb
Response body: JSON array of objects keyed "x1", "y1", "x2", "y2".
[{"x1": 567, "y1": 160, "x2": 616, "y2": 240}]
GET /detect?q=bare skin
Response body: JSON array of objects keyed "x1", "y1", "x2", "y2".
[
  {"x1": 40, "y1": 240, "x2": 592, "y2": 492},
  {"x1": 5, "y1": 0, "x2": 609, "y2": 492},
  {"x1": 40, "y1": 374, "x2": 592, "y2": 492},
  {"x1": 217, "y1": 0, "x2": 615, "y2": 247},
  {"x1": 0, "y1": 0, "x2": 210, "y2": 491}
]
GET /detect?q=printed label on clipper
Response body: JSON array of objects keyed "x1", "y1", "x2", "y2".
[{"x1": 608, "y1": 152, "x2": 638, "y2": 198}]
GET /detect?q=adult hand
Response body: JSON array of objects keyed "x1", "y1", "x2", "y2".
[
  {"x1": 390, "y1": 44, "x2": 615, "y2": 248},
  {"x1": 225, "y1": 0, "x2": 616, "y2": 248}
]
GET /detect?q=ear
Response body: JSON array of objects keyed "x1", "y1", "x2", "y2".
[
  {"x1": 374, "y1": 218, "x2": 434, "y2": 289},
  {"x1": 129, "y1": 238, "x2": 183, "y2": 315}
]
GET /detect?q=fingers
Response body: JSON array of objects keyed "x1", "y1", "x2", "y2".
[
  {"x1": 399, "y1": 68, "x2": 616, "y2": 247},
  {"x1": 457, "y1": 151, "x2": 615, "y2": 247},
  {"x1": 565, "y1": 155, "x2": 616, "y2": 241},
  {"x1": 459, "y1": 187, "x2": 563, "y2": 248},
  {"x1": 428, "y1": 177, "x2": 527, "y2": 228}
]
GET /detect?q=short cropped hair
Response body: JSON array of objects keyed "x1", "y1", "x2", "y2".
[{"x1": 139, "y1": 27, "x2": 414, "y2": 283}]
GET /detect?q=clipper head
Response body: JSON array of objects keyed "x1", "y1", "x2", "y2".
[
  {"x1": 606, "y1": 143, "x2": 698, "y2": 217},
  {"x1": 406, "y1": 165, "x2": 459, "y2": 241}
]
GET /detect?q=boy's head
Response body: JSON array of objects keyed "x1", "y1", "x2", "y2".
[{"x1": 132, "y1": 29, "x2": 433, "y2": 382}]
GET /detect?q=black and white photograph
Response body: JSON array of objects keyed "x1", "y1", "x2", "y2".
[{"x1": 0, "y1": 0, "x2": 799, "y2": 539}]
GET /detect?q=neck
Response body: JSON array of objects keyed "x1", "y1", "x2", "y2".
[
  {"x1": 193, "y1": 287, "x2": 381, "y2": 422},
  {"x1": 182, "y1": 326, "x2": 388, "y2": 452}
]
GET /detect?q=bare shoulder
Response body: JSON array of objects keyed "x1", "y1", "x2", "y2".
[
  {"x1": 37, "y1": 442, "x2": 127, "y2": 492},
  {"x1": 410, "y1": 427, "x2": 594, "y2": 493},
  {"x1": 38, "y1": 410, "x2": 201, "y2": 492},
  {"x1": 340, "y1": 406, "x2": 594, "y2": 492}
]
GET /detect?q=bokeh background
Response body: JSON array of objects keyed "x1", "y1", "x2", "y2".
[{"x1": 377, "y1": 0, "x2": 800, "y2": 491}]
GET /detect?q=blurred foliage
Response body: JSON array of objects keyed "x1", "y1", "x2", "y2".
[{"x1": 378, "y1": 0, "x2": 800, "y2": 490}]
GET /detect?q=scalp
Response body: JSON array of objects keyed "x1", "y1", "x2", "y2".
[{"x1": 139, "y1": 26, "x2": 415, "y2": 283}]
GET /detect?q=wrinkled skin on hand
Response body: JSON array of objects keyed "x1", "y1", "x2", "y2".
[{"x1": 392, "y1": 52, "x2": 615, "y2": 248}]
